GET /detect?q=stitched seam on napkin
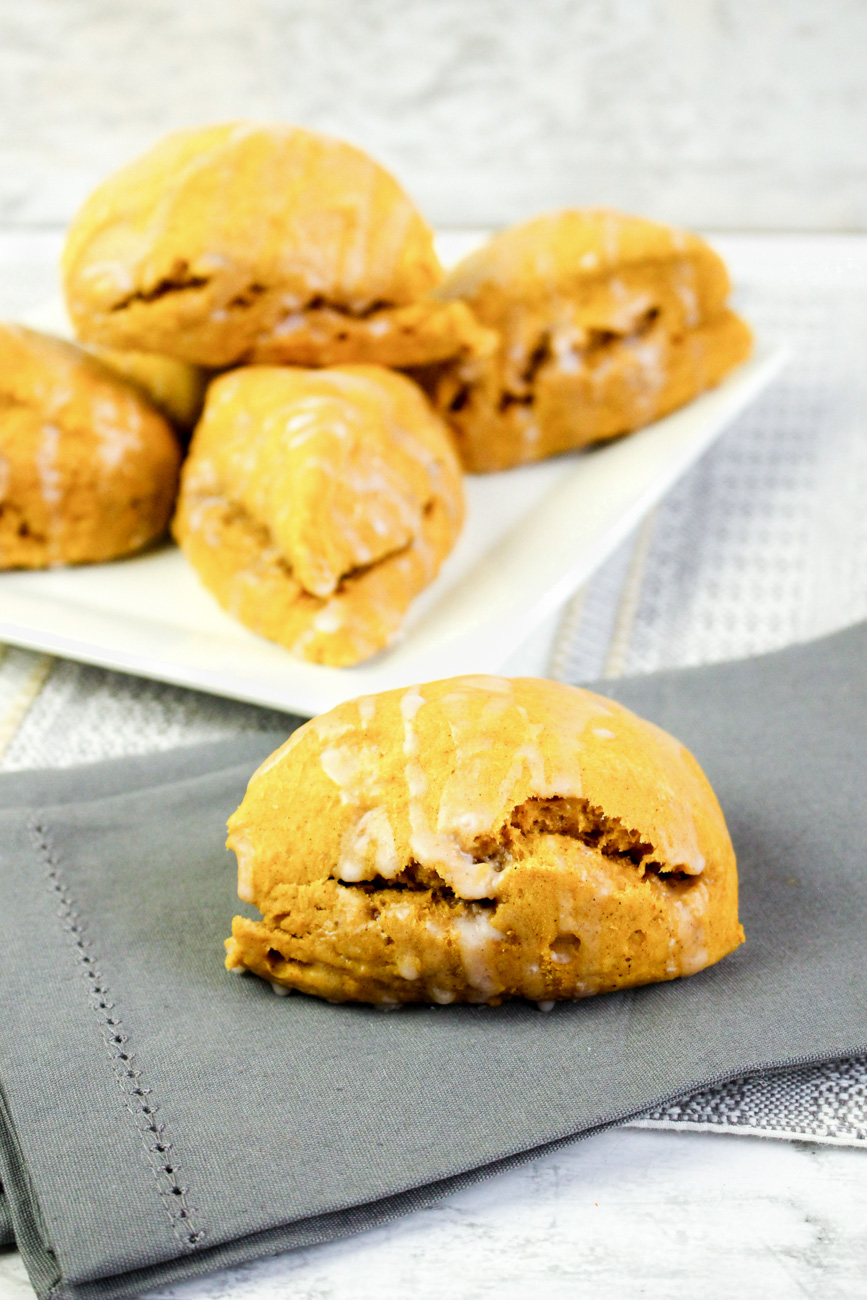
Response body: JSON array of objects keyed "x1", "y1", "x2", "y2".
[{"x1": 28, "y1": 815, "x2": 207, "y2": 1252}]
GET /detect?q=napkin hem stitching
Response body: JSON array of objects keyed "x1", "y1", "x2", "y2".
[{"x1": 27, "y1": 813, "x2": 208, "y2": 1254}]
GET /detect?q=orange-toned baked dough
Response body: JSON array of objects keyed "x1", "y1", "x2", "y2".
[
  {"x1": 417, "y1": 209, "x2": 752, "y2": 472},
  {"x1": 173, "y1": 364, "x2": 465, "y2": 666},
  {"x1": 0, "y1": 323, "x2": 181, "y2": 569},
  {"x1": 85, "y1": 345, "x2": 208, "y2": 433},
  {"x1": 225, "y1": 674, "x2": 743, "y2": 1004},
  {"x1": 63, "y1": 122, "x2": 492, "y2": 370}
]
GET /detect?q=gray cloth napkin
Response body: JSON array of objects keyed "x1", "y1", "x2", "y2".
[{"x1": 2, "y1": 624, "x2": 867, "y2": 1300}]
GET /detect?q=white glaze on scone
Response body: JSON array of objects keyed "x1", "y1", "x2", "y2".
[{"x1": 173, "y1": 364, "x2": 464, "y2": 666}]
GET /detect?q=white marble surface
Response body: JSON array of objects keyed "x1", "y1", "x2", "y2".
[
  {"x1": 0, "y1": 0, "x2": 865, "y2": 230},
  {"x1": 2, "y1": 1129, "x2": 867, "y2": 1298}
]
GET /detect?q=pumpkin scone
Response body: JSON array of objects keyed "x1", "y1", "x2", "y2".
[
  {"x1": 85, "y1": 345, "x2": 208, "y2": 434},
  {"x1": 416, "y1": 209, "x2": 753, "y2": 472},
  {"x1": 0, "y1": 323, "x2": 181, "y2": 569},
  {"x1": 173, "y1": 365, "x2": 465, "y2": 666},
  {"x1": 225, "y1": 674, "x2": 743, "y2": 1005},
  {"x1": 63, "y1": 121, "x2": 493, "y2": 371}
]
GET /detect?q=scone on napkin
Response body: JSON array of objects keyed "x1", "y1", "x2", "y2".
[
  {"x1": 225, "y1": 675, "x2": 743, "y2": 1004},
  {"x1": 1, "y1": 625, "x2": 866, "y2": 1300}
]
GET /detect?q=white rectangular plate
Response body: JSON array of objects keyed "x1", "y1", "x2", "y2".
[{"x1": 0, "y1": 344, "x2": 785, "y2": 716}]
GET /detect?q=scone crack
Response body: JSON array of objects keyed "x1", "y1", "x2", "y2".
[
  {"x1": 508, "y1": 796, "x2": 701, "y2": 883},
  {"x1": 496, "y1": 302, "x2": 665, "y2": 415},
  {"x1": 227, "y1": 283, "x2": 267, "y2": 309},
  {"x1": 324, "y1": 794, "x2": 702, "y2": 928},
  {"x1": 214, "y1": 484, "x2": 425, "y2": 591},
  {"x1": 109, "y1": 262, "x2": 211, "y2": 311},
  {"x1": 333, "y1": 860, "x2": 500, "y2": 909},
  {"x1": 283, "y1": 295, "x2": 397, "y2": 321}
]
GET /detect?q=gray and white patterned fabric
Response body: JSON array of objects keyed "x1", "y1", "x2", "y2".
[{"x1": 1, "y1": 236, "x2": 866, "y2": 1146}]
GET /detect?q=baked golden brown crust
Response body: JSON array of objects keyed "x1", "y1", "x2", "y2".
[
  {"x1": 0, "y1": 323, "x2": 181, "y2": 569},
  {"x1": 225, "y1": 675, "x2": 743, "y2": 1004},
  {"x1": 416, "y1": 209, "x2": 753, "y2": 472},
  {"x1": 173, "y1": 364, "x2": 465, "y2": 666},
  {"x1": 85, "y1": 345, "x2": 208, "y2": 433},
  {"x1": 63, "y1": 122, "x2": 493, "y2": 371}
]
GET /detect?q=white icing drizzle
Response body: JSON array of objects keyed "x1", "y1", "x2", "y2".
[
  {"x1": 36, "y1": 423, "x2": 63, "y2": 559},
  {"x1": 363, "y1": 192, "x2": 416, "y2": 301},
  {"x1": 551, "y1": 328, "x2": 582, "y2": 374},
  {"x1": 272, "y1": 312, "x2": 306, "y2": 337},
  {"x1": 607, "y1": 279, "x2": 655, "y2": 334},
  {"x1": 673, "y1": 260, "x2": 701, "y2": 328},
  {"x1": 429, "y1": 987, "x2": 455, "y2": 1005},
  {"x1": 317, "y1": 701, "x2": 402, "y2": 883},
  {"x1": 336, "y1": 806, "x2": 399, "y2": 881},
  {"x1": 319, "y1": 741, "x2": 366, "y2": 794},
  {"x1": 516, "y1": 406, "x2": 541, "y2": 451},
  {"x1": 312, "y1": 604, "x2": 344, "y2": 634},
  {"x1": 400, "y1": 686, "x2": 497, "y2": 899},
  {"x1": 230, "y1": 829, "x2": 257, "y2": 903},
  {"x1": 622, "y1": 331, "x2": 666, "y2": 422},
  {"x1": 399, "y1": 678, "x2": 607, "y2": 899},
  {"x1": 338, "y1": 167, "x2": 377, "y2": 301},
  {"x1": 593, "y1": 728, "x2": 616, "y2": 739},
  {"x1": 208, "y1": 370, "x2": 445, "y2": 602},
  {"x1": 357, "y1": 696, "x2": 376, "y2": 725},
  {"x1": 673, "y1": 880, "x2": 710, "y2": 975},
  {"x1": 396, "y1": 953, "x2": 421, "y2": 982},
  {"x1": 36, "y1": 424, "x2": 62, "y2": 506},
  {"x1": 91, "y1": 395, "x2": 142, "y2": 471},
  {"x1": 453, "y1": 909, "x2": 503, "y2": 1000},
  {"x1": 78, "y1": 259, "x2": 135, "y2": 294}
]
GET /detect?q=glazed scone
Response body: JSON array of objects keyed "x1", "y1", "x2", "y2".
[
  {"x1": 0, "y1": 323, "x2": 181, "y2": 569},
  {"x1": 63, "y1": 121, "x2": 493, "y2": 371},
  {"x1": 173, "y1": 365, "x2": 465, "y2": 666},
  {"x1": 225, "y1": 675, "x2": 743, "y2": 1004},
  {"x1": 85, "y1": 345, "x2": 208, "y2": 433},
  {"x1": 416, "y1": 209, "x2": 753, "y2": 472}
]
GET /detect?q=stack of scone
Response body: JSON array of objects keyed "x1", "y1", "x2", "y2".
[{"x1": 0, "y1": 120, "x2": 752, "y2": 665}]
